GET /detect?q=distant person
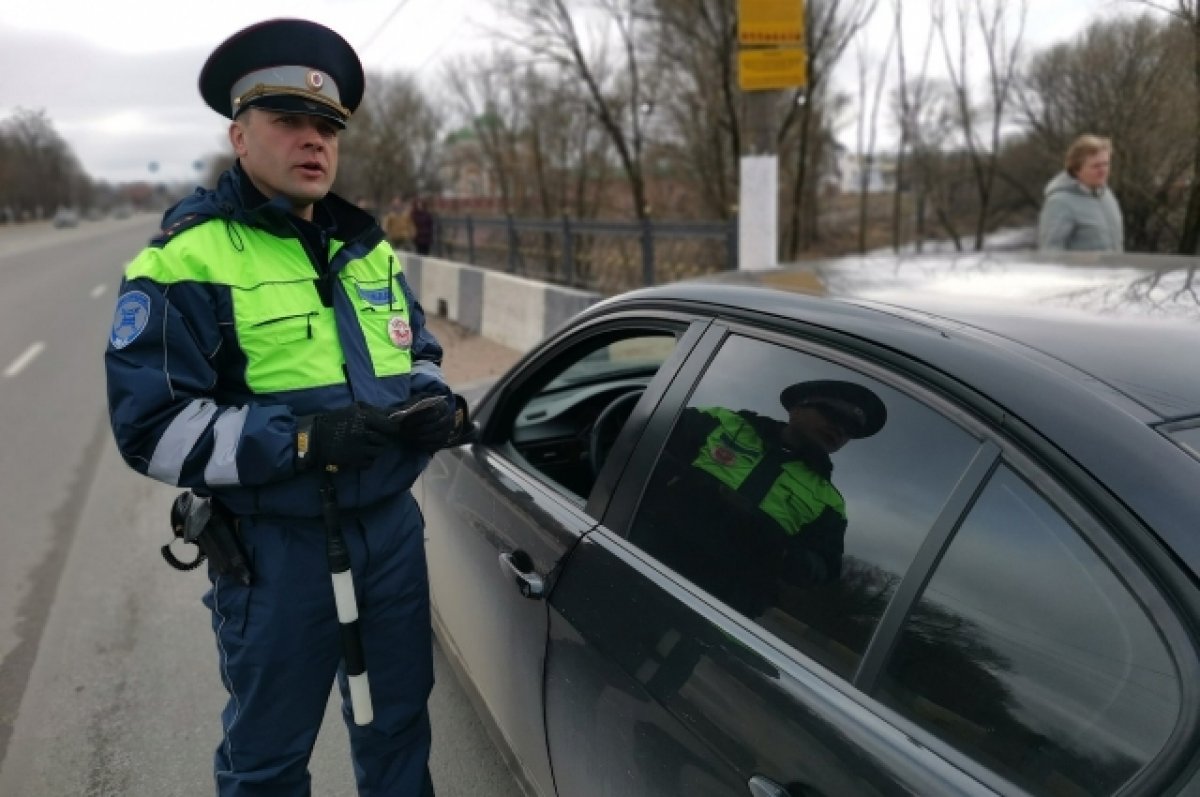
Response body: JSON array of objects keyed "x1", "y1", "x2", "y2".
[
  {"x1": 383, "y1": 195, "x2": 415, "y2": 250},
  {"x1": 1038, "y1": 134, "x2": 1124, "y2": 252},
  {"x1": 410, "y1": 197, "x2": 435, "y2": 255}
]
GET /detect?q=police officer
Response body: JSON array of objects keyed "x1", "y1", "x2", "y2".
[
  {"x1": 637, "y1": 380, "x2": 887, "y2": 617},
  {"x1": 105, "y1": 19, "x2": 454, "y2": 796}
]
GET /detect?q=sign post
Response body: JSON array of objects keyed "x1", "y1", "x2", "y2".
[{"x1": 736, "y1": 0, "x2": 806, "y2": 271}]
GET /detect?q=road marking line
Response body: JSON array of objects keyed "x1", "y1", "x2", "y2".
[
  {"x1": 91, "y1": 284, "x2": 107, "y2": 298},
  {"x1": 4, "y1": 342, "x2": 46, "y2": 378}
]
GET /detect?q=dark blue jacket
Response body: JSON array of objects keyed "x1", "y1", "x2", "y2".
[{"x1": 105, "y1": 164, "x2": 448, "y2": 517}]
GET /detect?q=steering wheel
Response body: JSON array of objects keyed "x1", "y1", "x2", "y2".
[{"x1": 589, "y1": 389, "x2": 644, "y2": 476}]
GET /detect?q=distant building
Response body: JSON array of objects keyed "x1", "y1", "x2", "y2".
[
  {"x1": 437, "y1": 124, "x2": 505, "y2": 214},
  {"x1": 838, "y1": 151, "x2": 899, "y2": 194}
]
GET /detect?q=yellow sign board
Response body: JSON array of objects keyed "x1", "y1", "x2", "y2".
[
  {"x1": 738, "y1": 0, "x2": 805, "y2": 46},
  {"x1": 738, "y1": 47, "x2": 807, "y2": 91}
]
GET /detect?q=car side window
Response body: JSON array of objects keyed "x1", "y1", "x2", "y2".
[
  {"x1": 627, "y1": 334, "x2": 980, "y2": 680},
  {"x1": 504, "y1": 330, "x2": 679, "y2": 500},
  {"x1": 877, "y1": 465, "x2": 1182, "y2": 796}
]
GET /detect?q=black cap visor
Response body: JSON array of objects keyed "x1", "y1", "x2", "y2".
[{"x1": 806, "y1": 400, "x2": 868, "y2": 438}]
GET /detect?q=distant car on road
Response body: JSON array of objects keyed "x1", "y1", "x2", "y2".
[
  {"x1": 52, "y1": 207, "x2": 79, "y2": 228},
  {"x1": 421, "y1": 252, "x2": 1200, "y2": 797}
]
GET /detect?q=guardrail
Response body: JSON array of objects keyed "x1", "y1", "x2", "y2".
[{"x1": 429, "y1": 214, "x2": 738, "y2": 294}]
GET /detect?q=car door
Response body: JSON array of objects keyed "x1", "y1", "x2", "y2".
[
  {"x1": 543, "y1": 324, "x2": 999, "y2": 795},
  {"x1": 543, "y1": 321, "x2": 1200, "y2": 796},
  {"x1": 422, "y1": 312, "x2": 704, "y2": 797}
]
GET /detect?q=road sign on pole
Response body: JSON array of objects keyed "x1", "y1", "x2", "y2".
[
  {"x1": 736, "y1": 0, "x2": 807, "y2": 269},
  {"x1": 738, "y1": 0, "x2": 805, "y2": 46},
  {"x1": 738, "y1": 47, "x2": 808, "y2": 91}
]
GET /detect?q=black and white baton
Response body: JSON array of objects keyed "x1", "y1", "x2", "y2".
[{"x1": 320, "y1": 470, "x2": 373, "y2": 725}]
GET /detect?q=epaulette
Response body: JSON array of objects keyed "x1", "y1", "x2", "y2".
[{"x1": 149, "y1": 213, "x2": 209, "y2": 248}]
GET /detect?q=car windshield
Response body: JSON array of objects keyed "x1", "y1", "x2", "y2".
[{"x1": 543, "y1": 337, "x2": 676, "y2": 393}]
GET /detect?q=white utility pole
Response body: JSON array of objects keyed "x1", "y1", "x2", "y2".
[{"x1": 736, "y1": 0, "x2": 807, "y2": 270}]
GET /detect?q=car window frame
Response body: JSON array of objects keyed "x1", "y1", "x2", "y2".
[
  {"x1": 598, "y1": 314, "x2": 1200, "y2": 796},
  {"x1": 475, "y1": 308, "x2": 708, "y2": 514}
]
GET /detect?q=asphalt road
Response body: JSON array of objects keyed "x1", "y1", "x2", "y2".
[{"x1": 0, "y1": 216, "x2": 522, "y2": 796}]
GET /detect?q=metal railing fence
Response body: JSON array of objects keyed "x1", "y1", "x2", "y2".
[{"x1": 429, "y1": 214, "x2": 738, "y2": 294}]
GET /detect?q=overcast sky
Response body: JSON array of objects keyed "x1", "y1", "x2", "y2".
[{"x1": 1, "y1": 0, "x2": 1134, "y2": 185}]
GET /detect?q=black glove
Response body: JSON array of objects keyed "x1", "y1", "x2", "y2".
[
  {"x1": 387, "y1": 391, "x2": 456, "y2": 453},
  {"x1": 295, "y1": 403, "x2": 393, "y2": 472}
]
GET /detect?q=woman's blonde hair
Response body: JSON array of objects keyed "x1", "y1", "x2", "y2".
[{"x1": 1065, "y1": 135, "x2": 1112, "y2": 176}]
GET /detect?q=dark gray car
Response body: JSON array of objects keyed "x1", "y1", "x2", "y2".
[{"x1": 419, "y1": 252, "x2": 1200, "y2": 797}]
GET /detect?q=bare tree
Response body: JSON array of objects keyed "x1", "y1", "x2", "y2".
[
  {"x1": 501, "y1": 0, "x2": 658, "y2": 222},
  {"x1": 932, "y1": 0, "x2": 1029, "y2": 250},
  {"x1": 443, "y1": 51, "x2": 528, "y2": 213},
  {"x1": 778, "y1": 0, "x2": 880, "y2": 257},
  {"x1": 889, "y1": 0, "x2": 937, "y2": 250},
  {"x1": 649, "y1": 0, "x2": 740, "y2": 220},
  {"x1": 852, "y1": 26, "x2": 896, "y2": 252},
  {"x1": 0, "y1": 108, "x2": 89, "y2": 219},
  {"x1": 906, "y1": 81, "x2": 974, "y2": 249},
  {"x1": 336, "y1": 71, "x2": 442, "y2": 209},
  {"x1": 1127, "y1": 0, "x2": 1200, "y2": 252},
  {"x1": 443, "y1": 50, "x2": 609, "y2": 219}
]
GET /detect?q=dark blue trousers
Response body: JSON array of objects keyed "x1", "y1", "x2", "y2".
[{"x1": 202, "y1": 491, "x2": 435, "y2": 796}]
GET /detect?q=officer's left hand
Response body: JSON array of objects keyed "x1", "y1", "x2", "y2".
[{"x1": 387, "y1": 391, "x2": 457, "y2": 453}]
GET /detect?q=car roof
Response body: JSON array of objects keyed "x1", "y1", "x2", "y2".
[{"x1": 623, "y1": 251, "x2": 1200, "y2": 421}]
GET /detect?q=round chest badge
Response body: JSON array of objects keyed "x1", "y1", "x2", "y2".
[
  {"x1": 711, "y1": 445, "x2": 735, "y2": 466},
  {"x1": 388, "y1": 317, "x2": 413, "y2": 349}
]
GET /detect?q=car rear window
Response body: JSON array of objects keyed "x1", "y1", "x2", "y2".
[{"x1": 878, "y1": 466, "x2": 1182, "y2": 796}]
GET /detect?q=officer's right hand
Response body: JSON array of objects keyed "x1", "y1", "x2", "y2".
[{"x1": 295, "y1": 403, "x2": 393, "y2": 472}]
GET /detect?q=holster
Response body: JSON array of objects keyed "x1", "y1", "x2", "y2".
[{"x1": 162, "y1": 492, "x2": 253, "y2": 585}]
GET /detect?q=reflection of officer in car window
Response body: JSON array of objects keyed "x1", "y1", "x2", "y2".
[{"x1": 640, "y1": 380, "x2": 886, "y2": 618}]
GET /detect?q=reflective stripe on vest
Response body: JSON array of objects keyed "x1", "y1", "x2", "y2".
[
  {"x1": 691, "y1": 407, "x2": 846, "y2": 536},
  {"x1": 125, "y1": 220, "x2": 412, "y2": 393}
]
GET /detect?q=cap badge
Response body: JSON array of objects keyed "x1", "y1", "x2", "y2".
[
  {"x1": 307, "y1": 70, "x2": 324, "y2": 90},
  {"x1": 388, "y1": 317, "x2": 413, "y2": 349}
]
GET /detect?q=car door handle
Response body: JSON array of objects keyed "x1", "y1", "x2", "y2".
[{"x1": 498, "y1": 551, "x2": 545, "y2": 600}]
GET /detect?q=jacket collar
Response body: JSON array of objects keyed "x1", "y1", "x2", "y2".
[{"x1": 158, "y1": 161, "x2": 382, "y2": 245}]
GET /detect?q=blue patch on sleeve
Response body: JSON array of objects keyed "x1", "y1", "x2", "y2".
[
  {"x1": 356, "y1": 285, "x2": 394, "y2": 305},
  {"x1": 110, "y1": 291, "x2": 151, "y2": 350}
]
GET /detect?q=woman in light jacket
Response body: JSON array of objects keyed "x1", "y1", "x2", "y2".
[{"x1": 1038, "y1": 135, "x2": 1124, "y2": 252}]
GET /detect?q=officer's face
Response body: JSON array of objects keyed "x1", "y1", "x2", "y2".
[
  {"x1": 787, "y1": 405, "x2": 851, "y2": 454},
  {"x1": 230, "y1": 109, "x2": 340, "y2": 219}
]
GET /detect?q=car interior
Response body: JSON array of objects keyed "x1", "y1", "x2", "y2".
[{"x1": 502, "y1": 331, "x2": 679, "y2": 500}]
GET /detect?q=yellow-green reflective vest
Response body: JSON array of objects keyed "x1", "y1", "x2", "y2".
[
  {"x1": 125, "y1": 219, "x2": 413, "y2": 393},
  {"x1": 691, "y1": 407, "x2": 846, "y2": 536}
]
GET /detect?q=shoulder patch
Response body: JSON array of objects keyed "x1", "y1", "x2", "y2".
[{"x1": 110, "y1": 291, "x2": 152, "y2": 350}]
